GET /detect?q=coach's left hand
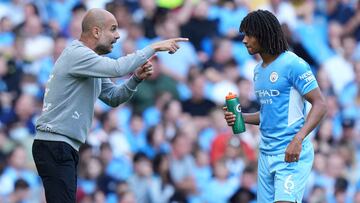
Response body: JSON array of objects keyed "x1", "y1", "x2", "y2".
[
  {"x1": 285, "y1": 137, "x2": 302, "y2": 163},
  {"x1": 134, "y1": 60, "x2": 153, "y2": 80}
]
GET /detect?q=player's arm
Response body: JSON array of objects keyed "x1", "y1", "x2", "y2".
[
  {"x1": 223, "y1": 107, "x2": 260, "y2": 126},
  {"x1": 285, "y1": 87, "x2": 326, "y2": 162},
  {"x1": 243, "y1": 112, "x2": 260, "y2": 125},
  {"x1": 285, "y1": 59, "x2": 327, "y2": 162},
  {"x1": 294, "y1": 87, "x2": 327, "y2": 142}
]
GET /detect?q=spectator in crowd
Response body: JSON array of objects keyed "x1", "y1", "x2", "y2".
[
  {"x1": 201, "y1": 158, "x2": 239, "y2": 203},
  {"x1": 179, "y1": 0, "x2": 218, "y2": 53},
  {"x1": 0, "y1": 16, "x2": 15, "y2": 54},
  {"x1": 118, "y1": 190, "x2": 136, "y2": 203},
  {"x1": 236, "y1": 76, "x2": 259, "y2": 114},
  {"x1": 155, "y1": 17, "x2": 199, "y2": 83},
  {"x1": 231, "y1": 165, "x2": 258, "y2": 203},
  {"x1": 18, "y1": 15, "x2": 54, "y2": 65},
  {"x1": 355, "y1": 190, "x2": 360, "y2": 203},
  {"x1": 325, "y1": 0, "x2": 355, "y2": 24},
  {"x1": 307, "y1": 185, "x2": 327, "y2": 203},
  {"x1": 313, "y1": 118, "x2": 336, "y2": 154},
  {"x1": 127, "y1": 152, "x2": 153, "y2": 203},
  {"x1": 130, "y1": 56, "x2": 179, "y2": 114},
  {"x1": 323, "y1": 151, "x2": 347, "y2": 198},
  {"x1": 149, "y1": 153, "x2": 175, "y2": 203},
  {"x1": 77, "y1": 156, "x2": 103, "y2": 195},
  {"x1": 181, "y1": 72, "x2": 216, "y2": 131},
  {"x1": 343, "y1": 1, "x2": 360, "y2": 41},
  {"x1": 37, "y1": 34, "x2": 68, "y2": 87},
  {"x1": 169, "y1": 132, "x2": 197, "y2": 201},
  {"x1": 6, "y1": 178, "x2": 31, "y2": 203},
  {"x1": 99, "y1": 142, "x2": 132, "y2": 184},
  {"x1": 208, "y1": 0, "x2": 248, "y2": 39},
  {"x1": 327, "y1": 176, "x2": 353, "y2": 203},
  {"x1": 339, "y1": 61, "x2": 360, "y2": 130},
  {"x1": 132, "y1": 0, "x2": 166, "y2": 39},
  {"x1": 125, "y1": 113, "x2": 147, "y2": 153},
  {"x1": 229, "y1": 187, "x2": 256, "y2": 203},
  {"x1": 0, "y1": 145, "x2": 39, "y2": 196},
  {"x1": 203, "y1": 39, "x2": 236, "y2": 81},
  {"x1": 142, "y1": 124, "x2": 170, "y2": 159},
  {"x1": 191, "y1": 147, "x2": 211, "y2": 194},
  {"x1": 101, "y1": 110, "x2": 132, "y2": 158},
  {"x1": 161, "y1": 99, "x2": 184, "y2": 139},
  {"x1": 142, "y1": 91, "x2": 173, "y2": 127},
  {"x1": 223, "y1": 137, "x2": 246, "y2": 178},
  {"x1": 261, "y1": 0, "x2": 297, "y2": 30},
  {"x1": 0, "y1": 51, "x2": 22, "y2": 99}
]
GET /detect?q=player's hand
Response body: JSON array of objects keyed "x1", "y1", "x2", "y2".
[
  {"x1": 223, "y1": 106, "x2": 236, "y2": 126},
  {"x1": 150, "y1": 38, "x2": 189, "y2": 54},
  {"x1": 284, "y1": 137, "x2": 302, "y2": 163},
  {"x1": 134, "y1": 60, "x2": 153, "y2": 80}
]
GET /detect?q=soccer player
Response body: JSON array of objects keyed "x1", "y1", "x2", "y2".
[
  {"x1": 223, "y1": 10, "x2": 327, "y2": 202},
  {"x1": 32, "y1": 8, "x2": 188, "y2": 203}
]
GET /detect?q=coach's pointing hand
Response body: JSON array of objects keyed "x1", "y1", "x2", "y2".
[{"x1": 151, "y1": 38, "x2": 189, "y2": 54}]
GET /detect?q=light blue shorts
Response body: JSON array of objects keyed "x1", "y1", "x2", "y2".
[{"x1": 257, "y1": 143, "x2": 314, "y2": 202}]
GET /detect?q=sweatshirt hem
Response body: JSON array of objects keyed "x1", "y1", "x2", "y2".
[{"x1": 34, "y1": 130, "x2": 82, "y2": 151}]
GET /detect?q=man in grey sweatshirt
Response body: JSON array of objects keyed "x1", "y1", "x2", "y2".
[{"x1": 32, "y1": 8, "x2": 188, "y2": 203}]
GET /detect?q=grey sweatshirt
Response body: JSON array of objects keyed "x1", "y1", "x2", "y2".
[{"x1": 35, "y1": 40, "x2": 155, "y2": 150}]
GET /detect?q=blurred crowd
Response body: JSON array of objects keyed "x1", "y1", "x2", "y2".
[{"x1": 0, "y1": 0, "x2": 360, "y2": 202}]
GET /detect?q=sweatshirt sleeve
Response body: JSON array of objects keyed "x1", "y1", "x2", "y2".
[
  {"x1": 98, "y1": 76, "x2": 141, "y2": 107},
  {"x1": 68, "y1": 45, "x2": 155, "y2": 78}
]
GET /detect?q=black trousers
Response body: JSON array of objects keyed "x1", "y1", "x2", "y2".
[{"x1": 32, "y1": 140, "x2": 79, "y2": 203}]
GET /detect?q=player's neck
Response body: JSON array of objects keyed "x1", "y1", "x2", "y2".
[{"x1": 260, "y1": 53, "x2": 280, "y2": 68}]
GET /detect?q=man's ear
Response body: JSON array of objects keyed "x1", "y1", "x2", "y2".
[{"x1": 92, "y1": 27, "x2": 101, "y2": 39}]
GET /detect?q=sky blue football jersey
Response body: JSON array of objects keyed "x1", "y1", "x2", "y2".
[{"x1": 253, "y1": 51, "x2": 318, "y2": 155}]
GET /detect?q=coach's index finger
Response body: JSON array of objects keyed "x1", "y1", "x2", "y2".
[{"x1": 173, "y1": 38, "x2": 189, "y2": 42}]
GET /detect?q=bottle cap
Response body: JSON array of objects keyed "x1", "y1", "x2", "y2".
[{"x1": 225, "y1": 92, "x2": 237, "y2": 100}]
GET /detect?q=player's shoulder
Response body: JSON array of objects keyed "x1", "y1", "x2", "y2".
[{"x1": 285, "y1": 51, "x2": 309, "y2": 67}]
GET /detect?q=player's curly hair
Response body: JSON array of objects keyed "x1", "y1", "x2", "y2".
[{"x1": 239, "y1": 9, "x2": 288, "y2": 55}]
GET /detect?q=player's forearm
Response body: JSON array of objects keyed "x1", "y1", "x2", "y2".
[
  {"x1": 295, "y1": 100, "x2": 327, "y2": 141},
  {"x1": 243, "y1": 112, "x2": 260, "y2": 125}
]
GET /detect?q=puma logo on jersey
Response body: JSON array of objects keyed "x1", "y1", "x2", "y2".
[{"x1": 72, "y1": 111, "x2": 81, "y2": 119}]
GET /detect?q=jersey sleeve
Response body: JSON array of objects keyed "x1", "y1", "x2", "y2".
[{"x1": 288, "y1": 58, "x2": 318, "y2": 96}]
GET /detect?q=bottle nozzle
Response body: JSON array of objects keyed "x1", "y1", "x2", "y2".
[{"x1": 226, "y1": 92, "x2": 237, "y2": 100}]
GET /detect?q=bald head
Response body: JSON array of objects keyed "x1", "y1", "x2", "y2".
[
  {"x1": 81, "y1": 8, "x2": 114, "y2": 33},
  {"x1": 80, "y1": 8, "x2": 120, "y2": 55}
]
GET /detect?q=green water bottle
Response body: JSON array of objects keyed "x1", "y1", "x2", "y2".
[{"x1": 225, "y1": 92, "x2": 246, "y2": 134}]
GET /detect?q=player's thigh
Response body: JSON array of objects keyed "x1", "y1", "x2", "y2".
[
  {"x1": 274, "y1": 144, "x2": 314, "y2": 203},
  {"x1": 258, "y1": 152, "x2": 275, "y2": 202}
]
